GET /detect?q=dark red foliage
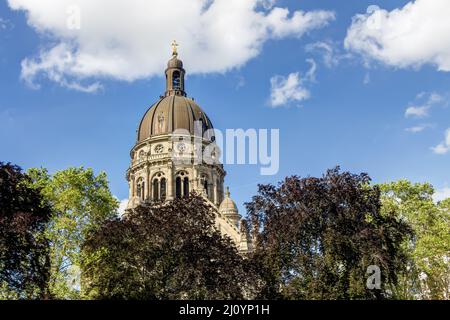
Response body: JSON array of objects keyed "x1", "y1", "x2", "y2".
[
  {"x1": 246, "y1": 167, "x2": 412, "y2": 300},
  {"x1": 0, "y1": 162, "x2": 51, "y2": 299},
  {"x1": 82, "y1": 194, "x2": 257, "y2": 299}
]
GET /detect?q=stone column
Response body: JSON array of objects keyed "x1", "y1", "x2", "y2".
[
  {"x1": 167, "y1": 162, "x2": 174, "y2": 200},
  {"x1": 129, "y1": 174, "x2": 134, "y2": 199},
  {"x1": 193, "y1": 166, "x2": 199, "y2": 192},
  {"x1": 146, "y1": 167, "x2": 150, "y2": 201},
  {"x1": 212, "y1": 171, "x2": 218, "y2": 206}
]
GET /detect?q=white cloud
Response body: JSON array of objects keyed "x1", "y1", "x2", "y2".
[
  {"x1": 345, "y1": 0, "x2": 450, "y2": 72},
  {"x1": 363, "y1": 73, "x2": 370, "y2": 85},
  {"x1": 305, "y1": 40, "x2": 352, "y2": 68},
  {"x1": 304, "y1": 58, "x2": 317, "y2": 82},
  {"x1": 235, "y1": 75, "x2": 246, "y2": 90},
  {"x1": 257, "y1": 0, "x2": 276, "y2": 10},
  {"x1": 0, "y1": 17, "x2": 12, "y2": 30},
  {"x1": 7, "y1": 0, "x2": 335, "y2": 92},
  {"x1": 431, "y1": 128, "x2": 450, "y2": 155},
  {"x1": 433, "y1": 187, "x2": 450, "y2": 202},
  {"x1": 118, "y1": 198, "x2": 128, "y2": 217},
  {"x1": 404, "y1": 92, "x2": 444, "y2": 118},
  {"x1": 405, "y1": 105, "x2": 430, "y2": 118},
  {"x1": 269, "y1": 59, "x2": 316, "y2": 107},
  {"x1": 405, "y1": 124, "x2": 431, "y2": 133}
]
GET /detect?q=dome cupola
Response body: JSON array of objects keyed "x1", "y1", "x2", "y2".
[
  {"x1": 165, "y1": 40, "x2": 186, "y2": 97},
  {"x1": 136, "y1": 41, "x2": 214, "y2": 142},
  {"x1": 219, "y1": 187, "x2": 241, "y2": 226}
]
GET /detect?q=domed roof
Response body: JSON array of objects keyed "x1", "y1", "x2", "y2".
[
  {"x1": 167, "y1": 55, "x2": 183, "y2": 69},
  {"x1": 219, "y1": 187, "x2": 238, "y2": 213},
  {"x1": 137, "y1": 95, "x2": 214, "y2": 142},
  {"x1": 137, "y1": 46, "x2": 214, "y2": 143}
]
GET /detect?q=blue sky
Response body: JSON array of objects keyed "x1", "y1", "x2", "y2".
[{"x1": 1, "y1": 0, "x2": 449, "y2": 212}]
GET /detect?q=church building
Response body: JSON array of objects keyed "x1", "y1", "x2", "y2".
[{"x1": 126, "y1": 42, "x2": 252, "y2": 253}]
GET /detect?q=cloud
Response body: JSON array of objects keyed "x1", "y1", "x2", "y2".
[
  {"x1": 431, "y1": 128, "x2": 450, "y2": 155},
  {"x1": 118, "y1": 198, "x2": 128, "y2": 217},
  {"x1": 269, "y1": 60, "x2": 316, "y2": 107},
  {"x1": 404, "y1": 92, "x2": 444, "y2": 118},
  {"x1": 7, "y1": 0, "x2": 335, "y2": 92},
  {"x1": 363, "y1": 73, "x2": 370, "y2": 85},
  {"x1": 405, "y1": 106, "x2": 430, "y2": 118},
  {"x1": 433, "y1": 187, "x2": 450, "y2": 202},
  {"x1": 0, "y1": 17, "x2": 13, "y2": 31},
  {"x1": 305, "y1": 40, "x2": 352, "y2": 68},
  {"x1": 344, "y1": 0, "x2": 450, "y2": 72},
  {"x1": 405, "y1": 124, "x2": 431, "y2": 133},
  {"x1": 235, "y1": 75, "x2": 246, "y2": 90}
]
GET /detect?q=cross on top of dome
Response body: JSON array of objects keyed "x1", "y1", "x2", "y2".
[{"x1": 171, "y1": 40, "x2": 179, "y2": 56}]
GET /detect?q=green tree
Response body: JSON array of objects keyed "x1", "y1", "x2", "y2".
[
  {"x1": 246, "y1": 168, "x2": 412, "y2": 300},
  {"x1": 0, "y1": 162, "x2": 51, "y2": 299},
  {"x1": 379, "y1": 180, "x2": 450, "y2": 300},
  {"x1": 26, "y1": 167, "x2": 118, "y2": 299},
  {"x1": 81, "y1": 195, "x2": 258, "y2": 299}
]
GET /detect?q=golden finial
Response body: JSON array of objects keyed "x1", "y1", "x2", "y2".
[{"x1": 171, "y1": 40, "x2": 179, "y2": 56}]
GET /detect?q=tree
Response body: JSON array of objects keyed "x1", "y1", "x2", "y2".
[
  {"x1": 246, "y1": 167, "x2": 412, "y2": 300},
  {"x1": 0, "y1": 162, "x2": 51, "y2": 299},
  {"x1": 26, "y1": 167, "x2": 118, "y2": 299},
  {"x1": 379, "y1": 181, "x2": 450, "y2": 300},
  {"x1": 81, "y1": 195, "x2": 257, "y2": 299}
]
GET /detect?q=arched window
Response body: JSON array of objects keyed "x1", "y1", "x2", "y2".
[
  {"x1": 203, "y1": 179, "x2": 208, "y2": 196},
  {"x1": 137, "y1": 184, "x2": 141, "y2": 198},
  {"x1": 183, "y1": 177, "x2": 189, "y2": 198},
  {"x1": 176, "y1": 177, "x2": 182, "y2": 199},
  {"x1": 160, "y1": 178, "x2": 166, "y2": 201},
  {"x1": 175, "y1": 171, "x2": 189, "y2": 199},
  {"x1": 153, "y1": 179, "x2": 159, "y2": 200},
  {"x1": 136, "y1": 178, "x2": 144, "y2": 200},
  {"x1": 216, "y1": 179, "x2": 221, "y2": 203},
  {"x1": 172, "y1": 71, "x2": 181, "y2": 89}
]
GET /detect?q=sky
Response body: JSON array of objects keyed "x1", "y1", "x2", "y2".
[{"x1": 1, "y1": 0, "x2": 450, "y2": 214}]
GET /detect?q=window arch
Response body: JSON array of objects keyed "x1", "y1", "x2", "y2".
[
  {"x1": 175, "y1": 171, "x2": 189, "y2": 199},
  {"x1": 183, "y1": 177, "x2": 189, "y2": 198},
  {"x1": 137, "y1": 184, "x2": 141, "y2": 198},
  {"x1": 136, "y1": 177, "x2": 145, "y2": 200},
  {"x1": 203, "y1": 179, "x2": 208, "y2": 196},
  {"x1": 152, "y1": 172, "x2": 166, "y2": 201},
  {"x1": 160, "y1": 178, "x2": 166, "y2": 201},
  {"x1": 153, "y1": 179, "x2": 159, "y2": 200},
  {"x1": 176, "y1": 177, "x2": 182, "y2": 199}
]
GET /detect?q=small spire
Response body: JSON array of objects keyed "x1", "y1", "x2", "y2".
[
  {"x1": 226, "y1": 186, "x2": 230, "y2": 197},
  {"x1": 171, "y1": 40, "x2": 179, "y2": 56}
]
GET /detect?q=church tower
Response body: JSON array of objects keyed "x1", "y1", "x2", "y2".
[{"x1": 126, "y1": 42, "x2": 251, "y2": 251}]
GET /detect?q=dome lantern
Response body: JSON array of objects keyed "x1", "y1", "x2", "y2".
[
  {"x1": 165, "y1": 40, "x2": 186, "y2": 97},
  {"x1": 219, "y1": 187, "x2": 241, "y2": 227}
]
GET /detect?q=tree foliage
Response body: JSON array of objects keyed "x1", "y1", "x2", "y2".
[
  {"x1": 0, "y1": 162, "x2": 51, "y2": 299},
  {"x1": 81, "y1": 195, "x2": 257, "y2": 299},
  {"x1": 246, "y1": 167, "x2": 412, "y2": 299},
  {"x1": 379, "y1": 180, "x2": 450, "y2": 300},
  {"x1": 26, "y1": 167, "x2": 118, "y2": 299}
]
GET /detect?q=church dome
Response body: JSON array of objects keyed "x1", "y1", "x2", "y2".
[
  {"x1": 219, "y1": 188, "x2": 240, "y2": 226},
  {"x1": 136, "y1": 43, "x2": 214, "y2": 143},
  {"x1": 219, "y1": 192, "x2": 238, "y2": 213},
  {"x1": 137, "y1": 95, "x2": 214, "y2": 142}
]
